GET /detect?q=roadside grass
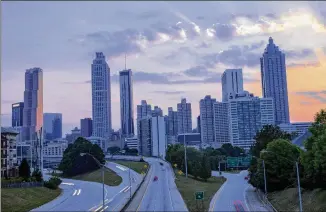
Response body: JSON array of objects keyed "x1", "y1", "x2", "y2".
[
  {"x1": 109, "y1": 160, "x2": 149, "y2": 174},
  {"x1": 268, "y1": 187, "x2": 326, "y2": 212},
  {"x1": 174, "y1": 170, "x2": 226, "y2": 212},
  {"x1": 1, "y1": 187, "x2": 61, "y2": 212},
  {"x1": 70, "y1": 168, "x2": 122, "y2": 186}
]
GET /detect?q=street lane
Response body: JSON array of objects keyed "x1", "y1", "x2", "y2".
[
  {"x1": 209, "y1": 171, "x2": 250, "y2": 212},
  {"x1": 135, "y1": 158, "x2": 188, "y2": 212}
]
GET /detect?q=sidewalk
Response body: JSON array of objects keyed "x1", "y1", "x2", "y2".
[{"x1": 245, "y1": 185, "x2": 275, "y2": 212}]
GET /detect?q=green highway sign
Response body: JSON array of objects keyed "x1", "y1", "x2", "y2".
[
  {"x1": 227, "y1": 157, "x2": 239, "y2": 168},
  {"x1": 195, "y1": 191, "x2": 204, "y2": 200}
]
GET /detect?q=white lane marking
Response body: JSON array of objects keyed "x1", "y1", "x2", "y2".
[
  {"x1": 72, "y1": 189, "x2": 78, "y2": 196},
  {"x1": 209, "y1": 179, "x2": 228, "y2": 212},
  {"x1": 119, "y1": 186, "x2": 129, "y2": 193},
  {"x1": 62, "y1": 182, "x2": 74, "y2": 186},
  {"x1": 116, "y1": 165, "x2": 127, "y2": 171},
  {"x1": 124, "y1": 186, "x2": 132, "y2": 193},
  {"x1": 166, "y1": 164, "x2": 175, "y2": 211},
  {"x1": 100, "y1": 206, "x2": 108, "y2": 212},
  {"x1": 94, "y1": 205, "x2": 103, "y2": 212},
  {"x1": 76, "y1": 189, "x2": 81, "y2": 196}
]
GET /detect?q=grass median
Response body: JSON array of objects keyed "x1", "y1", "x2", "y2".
[
  {"x1": 110, "y1": 160, "x2": 149, "y2": 174},
  {"x1": 1, "y1": 187, "x2": 61, "y2": 212},
  {"x1": 70, "y1": 168, "x2": 122, "y2": 186},
  {"x1": 174, "y1": 171, "x2": 226, "y2": 212}
]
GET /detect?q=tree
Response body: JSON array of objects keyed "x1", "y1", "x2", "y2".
[
  {"x1": 199, "y1": 154, "x2": 211, "y2": 181},
  {"x1": 32, "y1": 169, "x2": 43, "y2": 182},
  {"x1": 19, "y1": 158, "x2": 30, "y2": 179},
  {"x1": 301, "y1": 109, "x2": 326, "y2": 189},
  {"x1": 107, "y1": 146, "x2": 120, "y2": 154},
  {"x1": 58, "y1": 137, "x2": 105, "y2": 176}
]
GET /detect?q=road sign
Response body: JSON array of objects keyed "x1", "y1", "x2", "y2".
[
  {"x1": 227, "y1": 157, "x2": 239, "y2": 168},
  {"x1": 241, "y1": 156, "x2": 252, "y2": 167},
  {"x1": 195, "y1": 191, "x2": 204, "y2": 200},
  {"x1": 144, "y1": 164, "x2": 148, "y2": 168}
]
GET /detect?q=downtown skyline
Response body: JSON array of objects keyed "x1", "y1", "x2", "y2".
[{"x1": 2, "y1": 1, "x2": 326, "y2": 135}]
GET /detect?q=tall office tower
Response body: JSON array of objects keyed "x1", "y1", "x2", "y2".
[
  {"x1": 167, "y1": 107, "x2": 178, "y2": 144},
  {"x1": 177, "y1": 98, "x2": 192, "y2": 134},
  {"x1": 23, "y1": 68, "x2": 43, "y2": 141},
  {"x1": 12, "y1": 102, "x2": 24, "y2": 127},
  {"x1": 199, "y1": 95, "x2": 217, "y2": 143},
  {"x1": 228, "y1": 91, "x2": 274, "y2": 150},
  {"x1": 43, "y1": 113, "x2": 62, "y2": 140},
  {"x1": 91, "y1": 52, "x2": 112, "y2": 144},
  {"x1": 197, "y1": 115, "x2": 201, "y2": 134},
  {"x1": 119, "y1": 69, "x2": 134, "y2": 137},
  {"x1": 221, "y1": 69, "x2": 244, "y2": 102},
  {"x1": 137, "y1": 116, "x2": 166, "y2": 158},
  {"x1": 137, "y1": 100, "x2": 152, "y2": 120},
  {"x1": 80, "y1": 118, "x2": 93, "y2": 137},
  {"x1": 23, "y1": 67, "x2": 43, "y2": 172},
  {"x1": 152, "y1": 106, "x2": 163, "y2": 117},
  {"x1": 213, "y1": 102, "x2": 230, "y2": 144},
  {"x1": 260, "y1": 37, "x2": 290, "y2": 124}
]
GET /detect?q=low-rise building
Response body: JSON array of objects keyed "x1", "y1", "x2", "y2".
[
  {"x1": 86, "y1": 136, "x2": 107, "y2": 152},
  {"x1": 43, "y1": 139, "x2": 68, "y2": 168},
  {"x1": 125, "y1": 136, "x2": 138, "y2": 151},
  {"x1": 1, "y1": 127, "x2": 19, "y2": 178}
]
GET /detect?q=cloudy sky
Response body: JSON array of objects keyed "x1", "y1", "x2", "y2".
[{"x1": 2, "y1": 1, "x2": 326, "y2": 135}]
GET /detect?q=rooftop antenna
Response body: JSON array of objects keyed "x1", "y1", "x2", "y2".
[{"x1": 124, "y1": 53, "x2": 127, "y2": 70}]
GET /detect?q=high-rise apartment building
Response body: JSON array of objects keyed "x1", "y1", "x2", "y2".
[
  {"x1": 12, "y1": 102, "x2": 24, "y2": 127},
  {"x1": 137, "y1": 116, "x2": 166, "y2": 158},
  {"x1": 80, "y1": 118, "x2": 93, "y2": 137},
  {"x1": 228, "y1": 91, "x2": 274, "y2": 150},
  {"x1": 91, "y1": 52, "x2": 112, "y2": 143},
  {"x1": 221, "y1": 69, "x2": 244, "y2": 102},
  {"x1": 23, "y1": 68, "x2": 43, "y2": 142},
  {"x1": 260, "y1": 37, "x2": 290, "y2": 124},
  {"x1": 43, "y1": 113, "x2": 62, "y2": 140},
  {"x1": 119, "y1": 69, "x2": 134, "y2": 137},
  {"x1": 166, "y1": 107, "x2": 178, "y2": 144},
  {"x1": 199, "y1": 95, "x2": 216, "y2": 143},
  {"x1": 213, "y1": 101, "x2": 230, "y2": 144},
  {"x1": 177, "y1": 98, "x2": 192, "y2": 134},
  {"x1": 197, "y1": 115, "x2": 201, "y2": 134},
  {"x1": 137, "y1": 100, "x2": 152, "y2": 120}
]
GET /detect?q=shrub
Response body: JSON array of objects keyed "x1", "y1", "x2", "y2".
[
  {"x1": 44, "y1": 176, "x2": 62, "y2": 190},
  {"x1": 32, "y1": 169, "x2": 43, "y2": 182}
]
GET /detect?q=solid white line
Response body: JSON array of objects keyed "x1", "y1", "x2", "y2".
[
  {"x1": 116, "y1": 165, "x2": 127, "y2": 171},
  {"x1": 209, "y1": 179, "x2": 228, "y2": 212},
  {"x1": 243, "y1": 185, "x2": 251, "y2": 212},
  {"x1": 62, "y1": 182, "x2": 74, "y2": 186},
  {"x1": 100, "y1": 206, "x2": 108, "y2": 212},
  {"x1": 72, "y1": 189, "x2": 78, "y2": 196},
  {"x1": 76, "y1": 189, "x2": 81, "y2": 196},
  {"x1": 124, "y1": 186, "x2": 132, "y2": 193}
]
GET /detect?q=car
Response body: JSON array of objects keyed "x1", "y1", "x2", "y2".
[
  {"x1": 159, "y1": 162, "x2": 163, "y2": 166},
  {"x1": 244, "y1": 176, "x2": 249, "y2": 180},
  {"x1": 153, "y1": 176, "x2": 158, "y2": 181}
]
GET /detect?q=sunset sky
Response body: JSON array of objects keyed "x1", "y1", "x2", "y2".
[{"x1": 2, "y1": 1, "x2": 326, "y2": 135}]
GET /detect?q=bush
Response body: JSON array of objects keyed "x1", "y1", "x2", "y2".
[
  {"x1": 32, "y1": 169, "x2": 43, "y2": 182},
  {"x1": 44, "y1": 176, "x2": 62, "y2": 190}
]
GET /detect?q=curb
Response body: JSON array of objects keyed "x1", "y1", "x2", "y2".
[{"x1": 121, "y1": 161, "x2": 150, "y2": 212}]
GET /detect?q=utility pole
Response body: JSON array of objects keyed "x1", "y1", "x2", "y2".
[
  {"x1": 129, "y1": 162, "x2": 132, "y2": 199},
  {"x1": 296, "y1": 162, "x2": 303, "y2": 212},
  {"x1": 184, "y1": 134, "x2": 188, "y2": 178},
  {"x1": 262, "y1": 160, "x2": 267, "y2": 197}
]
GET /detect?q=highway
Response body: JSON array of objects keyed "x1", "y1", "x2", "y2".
[
  {"x1": 209, "y1": 170, "x2": 272, "y2": 212},
  {"x1": 126, "y1": 157, "x2": 188, "y2": 212},
  {"x1": 32, "y1": 162, "x2": 142, "y2": 212}
]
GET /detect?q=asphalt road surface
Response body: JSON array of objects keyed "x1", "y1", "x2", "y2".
[
  {"x1": 32, "y1": 162, "x2": 142, "y2": 212},
  {"x1": 209, "y1": 170, "x2": 273, "y2": 212},
  {"x1": 126, "y1": 157, "x2": 188, "y2": 212}
]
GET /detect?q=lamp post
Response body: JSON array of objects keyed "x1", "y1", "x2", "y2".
[
  {"x1": 80, "y1": 153, "x2": 105, "y2": 211},
  {"x1": 183, "y1": 134, "x2": 188, "y2": 178},
  {"x1": 261, "y1": 150, "x2": 303, "y2": 212}
]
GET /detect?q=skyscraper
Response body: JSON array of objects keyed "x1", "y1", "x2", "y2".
[
  {"x1": 12, "y1": 102, "x2": 24, "y2": 127},
  {"x1": 197, "y1": 115, "x2": 201, "y2": 134},
  {"x1": 137, "y1": 100, "x2": 152, "y2": 120},
  {"x1": 221, "y1": 69, "x2": 244, "y2": 102},
  {"x1": 91, "y1": 52, "x2": 112, "y2": 141},
  {"x1": 213, "y1": 101, "x2": 230, "y2": 144},
  {"x1": 199, "y1": 95, "x2": 216, "y2": 143},
  {"x1": 43, "y1": 113, "x2": 62, "y2": 140},
  {"x1": 167, "y1": 107, "x2": 178, "y2": 144},
  {"x1": 119, "y1": 69, "x2": 134, "y2": 137},
  {"x1": 23, "y1": 68, "x2": 43, "y2": 142},
  {"x1": 152, "y1": 106, "x2": 163, "y2": 117},
  {"x1": 228, "y1": 91, "x2": 275, "y2": 150},
  {"x1": 177, "y1": 98, "x2": 192, "y2": 134},
  {"x1": 80, "y1": 118, "x2": 93, "y2": 137},
  {"x1": 260, "y1": 37, "x2": 290, "y2": 124}
]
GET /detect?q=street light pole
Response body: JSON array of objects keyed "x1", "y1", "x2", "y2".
[
  {"x1": 296, "y1": 162, "x2": 303, "y2": 212},
  {"x1": 262, "y1": 160, "x2": 267, "y2": 197},
  {"x1": 183, "y1": 134, "x2": 188, "y2": 178},
  {"x1": 129, "y1": 163, "x2": 131, "y2": 200}
]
